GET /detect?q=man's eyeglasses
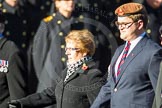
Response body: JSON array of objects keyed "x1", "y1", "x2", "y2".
[
  {"x1": 115, "y1": 21, "x2": 134, "y2": 29},
  {"x1": 65, "y1": 47, "x2": 80, "y2": 51}
]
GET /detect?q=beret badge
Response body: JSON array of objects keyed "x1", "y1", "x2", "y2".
[{"x1": 117, "y1": 8, "x2": 124, "y2": 16}]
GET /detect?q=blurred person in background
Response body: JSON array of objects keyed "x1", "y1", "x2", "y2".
[
  {"x1": 152, "y1": 25, "x2": 162, "y2": 107},
  {"x1": 152, "y1": 28, "x2": 162, "y2": 108},
  {"x1": 32, "y1": 0, "x2": 76, "y2": 92},
  {"x1": 0, "y1": 9, "x2": 28, "y2": 108},
  {"x1": 142, "y1": 0, "x2": 162, "y2": 45},
  {"x1": 152, "y1": 61, "x2": 162, "y2": 108},
  {"x1": 0, "y1": 0, "x2": 30, "y2": 52},
  {"x1": 31, "y1": 1, "x2": 78, "y2": 108},
  {"x1": 0, "y1": 0, "x2": 40, "y2": 95}
]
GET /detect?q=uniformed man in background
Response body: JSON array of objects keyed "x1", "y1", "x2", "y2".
[
  {"x1": 32, "y1": 1, "x2": 76, "y2": 108},
  {"x1": 0, "y1": 8, "x2": 28, "y2": 108},
  {"x1": 0, "y1": 0, "x2": 46, "y2": 95},
  {"x1": 0, "y1": 0, "x2": 29, "y2": 52},
  {"x1": 25, "y1": 0, "x2": 54, "y2": 94}
]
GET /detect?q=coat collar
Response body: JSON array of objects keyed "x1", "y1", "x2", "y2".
[
  {"x1": 0, "y1": 37, "x2": 7, "y2": 49},
  {"x1": 63, "y1": 60, "x2": 96, "y2": 83}
]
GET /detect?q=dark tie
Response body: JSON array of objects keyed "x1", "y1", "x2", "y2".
[{"x1": 116, "y1": 41, "x2": 131, "y2": 77}]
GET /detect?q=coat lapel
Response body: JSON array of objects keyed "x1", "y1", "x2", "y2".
[
  {"x1": 115, "y1": 36, "x2": 148, "y2": 84},
  {"x1": 64, "y1": 71, "x2": 79, "y2": 83},
  {"x1": 110, "y1": 45, "x2": 125, "y2": 83},
  {"x1": 0, "y1": 37, "x2": 7, "y2": 49},
  {"x1": 0, "y1": 38, "x2": 7, "y2": 57},
  {"x1": 63, "y1": 60, "x2": 95, "y2": 84}
]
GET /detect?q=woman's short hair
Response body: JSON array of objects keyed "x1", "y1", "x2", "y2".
[{"x1": 65, "y1": 29, "x2": 95, "y2": 56}]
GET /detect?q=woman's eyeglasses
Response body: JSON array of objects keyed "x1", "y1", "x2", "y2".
[{"x1": 65, "y1": 47, "x2": 80, "y2": 51}]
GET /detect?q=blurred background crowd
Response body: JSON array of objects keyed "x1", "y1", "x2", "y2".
[
  {"x1": 0, "y1": 0, "x2": 161, "y2": 108},
  {"x1": 0, "y1": 0, "x2": 161, "y2": 52}
]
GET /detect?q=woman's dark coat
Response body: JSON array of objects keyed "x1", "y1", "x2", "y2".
[{"x1": 19, "y1": 60, "x2": 106, "y2": 108}]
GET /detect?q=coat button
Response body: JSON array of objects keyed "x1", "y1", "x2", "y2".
[
  {"x1": 57, "y1": 20, "x2": 62, "y2": 25},
  {"x1": 114, "y1": 88, "x2": 117, "y2": 92},
  {"x1": 61, "y1": 57, "x2": 66, "y2": 62},
  {"x1": 59, "y1": 32, "x2": 63, "y2": 36},
  {"x1": 61, "y1": 45, "x2": 65, "y2": 49}
]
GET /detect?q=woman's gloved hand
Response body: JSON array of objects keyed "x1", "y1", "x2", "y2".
[{"x1": 8, "y1": 100, "x2": 21, "y2": 108}]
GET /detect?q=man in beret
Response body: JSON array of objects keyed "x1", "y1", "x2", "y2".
[{"x1": 91, "y1": 2, "x2": 162, "y2": 108}]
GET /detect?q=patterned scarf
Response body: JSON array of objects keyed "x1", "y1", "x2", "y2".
[{"x1": 64, "y1": 56, "x2": 92, "y2": 82}]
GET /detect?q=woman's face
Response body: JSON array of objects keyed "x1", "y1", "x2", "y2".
[
  {"x1": 65, "y1": 41, "x2": 86, "y2": 64},
  {"x1": 55, "y1": 0, "x2": 75, "y2": 14}
]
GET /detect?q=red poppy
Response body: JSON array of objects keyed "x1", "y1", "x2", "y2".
[{"x1": 82, "y1": 63, "x2": 88, "y2": 71}]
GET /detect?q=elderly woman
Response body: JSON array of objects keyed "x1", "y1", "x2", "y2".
[{"x1": 8, "y1": 29, "x2": 105, "y2": 108}]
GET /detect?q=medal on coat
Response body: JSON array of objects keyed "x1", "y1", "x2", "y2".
[{"x1": 0, "y1": 59, "x2": 9, "y2": 73}]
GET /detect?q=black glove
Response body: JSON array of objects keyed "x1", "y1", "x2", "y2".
[{"x1": 8, "y1": 100, "x2": 22, "y2": 108}]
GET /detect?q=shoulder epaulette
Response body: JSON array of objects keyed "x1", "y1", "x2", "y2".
[
  {"x1": 43, "y1": 15, "x2": 53, "y2": 22},
  {"x1": 43, "y1": 13, "x2": 56, "y2": 22}
]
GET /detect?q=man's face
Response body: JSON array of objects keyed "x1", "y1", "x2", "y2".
[
  {"x1": 146, "y1": 0, "x2": 162, "y2": 9},
  {"x1": 55, "y1": 0, "x2": 75, "y2": 14},
  {"x1": 116, "y1": 16, "x2": 138, "y2": 41},
  {"x1": 5, "y1": 0, "x2": 18, "y2": 7}
]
